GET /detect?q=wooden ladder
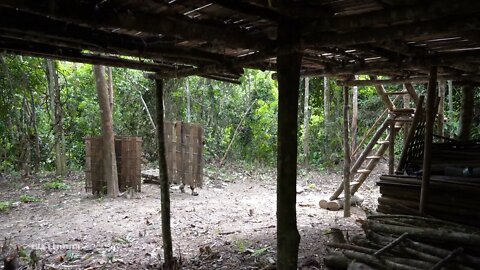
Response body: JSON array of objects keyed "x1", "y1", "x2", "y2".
[{"x1": 330, "y1": 81, "x2": 416, "y2": 201}]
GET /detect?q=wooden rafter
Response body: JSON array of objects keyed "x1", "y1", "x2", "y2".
[{"x1": 0, "y1": 0, "x2": 273, "y2": 50}]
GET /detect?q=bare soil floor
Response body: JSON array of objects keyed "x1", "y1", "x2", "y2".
[{"x1": 0, "y1": 163, "x2": 384, "y2": 269}]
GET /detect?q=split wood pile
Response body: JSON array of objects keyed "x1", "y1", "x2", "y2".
[
  {"x1": 325, "y1": 215, "x2": 480, "y2": 270},
  {"x1": 85, "y1": 136, "x2": 142, "y2": 194},
  {"x1": 143, "y1": 122, "x2": 204, "y2": 189},
  {"x1": 377, "y1": 175, "x2": 480, "y2": 227},
  {"x1": 407, "y1": 141, "x2": 480, "y2": 175}
]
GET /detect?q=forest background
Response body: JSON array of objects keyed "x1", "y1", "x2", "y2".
[{"x1": 0, "y1": 55, "x2": 475, "y2": 175}]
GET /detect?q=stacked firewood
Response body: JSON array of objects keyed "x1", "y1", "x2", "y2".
[
  {"x1": 324, "y1": 215, "x2": 480, "y2": 270},
  {"x1": 377, "y1": 175, "x2": 480, "y2": 227}
]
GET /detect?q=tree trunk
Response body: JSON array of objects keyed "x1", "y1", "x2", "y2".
[
  {"x1": 107, "y1": 66, "x2": 114, "y2": 111},
  {"x1": 303, "y1": 77, "x2": 310, "y2": 166},
  {"x1": 28, "y1": 82, "x2": 41, "y2": 173},
  {"x1": 276, "y1": 19, "x2": 302, "y2": 270},
  {"x1": 324, "y1": 76, "x2": 331, "y2": 155},
  {"x1": 448, "y1": 80, "x2": 454, "y2": 138},
  {"x1": 437, "y1": 80, "x2": 445, "y2": 138},
  {"x1": 343, "y1": 86, "x2": 351, "y2": 217},
  {"x1": 155, "y1": 78, "x2": 175, "y2": 268},
  {"x1": 185, "y1": 78, "x2": 191, "y2": 123},
  {"x1": 45, "y1": 59, "x2": 67, "y2": 175},
  {"x1": 457, "y1": 85, "x2": 474, "y2": 141},
  {"x1": 93, "y1": 65, "x2": 119, "y2": 197},
  {"x1": 351, "y1": 79, "x2": 358, "y2": 152}
]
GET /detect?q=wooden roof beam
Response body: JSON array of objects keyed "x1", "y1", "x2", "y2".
[
  {"x1": 304, "y1": 15, "x2": 480, "y2": 47},
  {"x1": 0, "y1": 0, "x2": 273, "y2": 50},
  {"x1": 305, "y1": 51, "x2": 480, "y2": 76},
  {"x1": 304, "y1": 0, "x2": 480, "y2": 34},
  {"x1": 338, "y1": 75, "x2": 480, "y2": 86},
  {"x1": 0, "y1": 38, "x2": 174, "y2": 72},
  {"x1": 208, "y1": 0, "x2": 280, "y2": 21},
  {"x1": 0, "y1": 7, "x2": 232, "y2": 66}
]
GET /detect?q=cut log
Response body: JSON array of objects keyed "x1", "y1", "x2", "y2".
[
  {"x1": 324, "y1": 252, "x2": 351, "y2": 270},
  {"x1": 320, "y1": 195, "x2": 364, "y2": 211}
]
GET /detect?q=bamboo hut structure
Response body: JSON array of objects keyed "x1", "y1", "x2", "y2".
[{"x1": 1, "y1": 0, "x2": 480, "y2": 267}]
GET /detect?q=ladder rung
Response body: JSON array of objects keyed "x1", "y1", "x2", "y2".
[
  {"x1": 357, "y1": 169, "x2": 371, "y2": 173},
  {"x1": 366, "y1": 155, "x2": 381, "y2": 159},
  {"x1": 350, "y1": 181, "x2": 361, "y2": 186},
  {"x1": 391, "y1": 108, "x2": 415, "y2": 114},
  {"x1": 377, "y1": 141, "x2": 390, "y2": 145},
  {"x1": 386, "y1": 91, "x2": 409, "y2": 95}
]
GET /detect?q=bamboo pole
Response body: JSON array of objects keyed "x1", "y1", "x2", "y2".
[
  {"x1": 343, "y1": 85, "x2": 351, "y2": 218},
  {"x1": 388, "y1": 119, "x2": 396, "y2": 174},
  {"x1": 330, "y1": 120, "x2": 389, "y2": 200},
  {"x1": 419, "y1": 66, "x2": 437, "y2": 214}
]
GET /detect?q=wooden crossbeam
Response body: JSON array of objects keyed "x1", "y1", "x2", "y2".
[
  {"x1": 0, "y1": 0, "x2": 273, "y2": 51},
  {"x1": 0, "y1": 37, "x2": 174, "y2": 72},
  {"x1": 338, "y1": 75, "x2": 480, "y2": 86},
  {"x1": 0, "y1": 8, "x2": 232, "y2": 66},
  {"x1": 304, "y1": 0, "x2": 480, "y2": 34},
  {"x1": 303, "y1": 15, "x2": 480, "y2": 48}
]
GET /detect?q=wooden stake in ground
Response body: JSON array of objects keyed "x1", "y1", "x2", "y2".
[
  {"x1": 343, "y1": 85, "x2": 351, "y2": 218},
  {"x1": 93, "y1": 65, "x2": 119, "y2": 197},
  {"x1": 276, "y1": 18, "x2": 302, "y2": 270},
  {"x1": 419, "y1": 66, "x2": 437, "y2": 214},
  {"x1": 155, "y1": 78, "x2": 176, "y2": 268}
]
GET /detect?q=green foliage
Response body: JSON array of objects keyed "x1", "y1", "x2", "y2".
[
  {"x1": 43, "y1": 179, "x2": 70, "y2": 190},
  {"x1": 19, "y1": 194, "x2": 41, "y2": 203},
  {"x1": 0, "y1": 201, "x2": 11, "y2": 212},
  {"x1": 2, "y1": 54, "x2": 479, "y2": 173}
]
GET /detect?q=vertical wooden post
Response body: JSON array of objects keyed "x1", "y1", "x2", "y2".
[
  {"x1": 388, "y1": 119, "x2": 395, "y2": 174},
  {"x1": 343, "y1": 86, "x2": 351, "y2": 217},
  {"x1": 419, "y1": 66, "x2": 437, "y2": 215},
  {"x1": 155, "y1": 78, "x2": 174, "y2": 267},
  {"x1": 437, "y1": 80, "x2": 446, "y2": 139},
  {"x1": 403, "y1": 84, "x2": 411, "y2": 143},
  {"x1": 276, "y1": 19, "x2": 302, "y2": 270}
]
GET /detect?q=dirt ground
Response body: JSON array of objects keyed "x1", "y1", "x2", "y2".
[{"x1": 0, "y1": 163, "x2": 384, "y2": 269}]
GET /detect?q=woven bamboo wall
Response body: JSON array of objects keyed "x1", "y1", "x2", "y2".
[
  {"x1": 85, "y1": 136, "x2": 142, "y2": 194},
  {"x1": 164, "y1": 122, "x2": 204, "y2": 188}
]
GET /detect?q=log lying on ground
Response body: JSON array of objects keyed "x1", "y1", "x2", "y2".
[
  {"x1": 325, "y1": 214, "x2": 480, "y2": 270},
  {"x1": 320, "y1": 194, "x2": 364, "y2": 211}
]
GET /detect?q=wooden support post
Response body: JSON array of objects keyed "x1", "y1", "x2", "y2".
[
  {"x1": 343, "y1": 86, "x2": 351, "y2": 217},
  {"x1": 388, "y1": 119, "x2": 395, "y2": 174},
  {"x1": 155, "y1": 78, "x2": 174, "y2": 267},
  {"x1": 276, "y1": 19, "x2": 302, "y2": 270},
  {"x1": 352, "y1": 79, "x2": 358, "y2": 153},
  {"x1": 437, "y1": 80, "x2": 446, "y2": 139},
  {"x1": 419, "y1": 66, "x2": 437, "y2": 215}
]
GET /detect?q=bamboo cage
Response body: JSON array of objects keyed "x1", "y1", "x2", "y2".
[{"x1": 85, "y1": 136, "x2": 142, "y2": 194}]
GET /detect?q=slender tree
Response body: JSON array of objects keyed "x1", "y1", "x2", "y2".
[
  {"x1": 303, "y1": 77, "x2": 310, "y2": 166},
  {"x1": 457, "y1": 85, "x2": 475, "y2": 141},
  {"x1": 93, "y1": 65, "x2": 119, "y2": 197},
  {"x1": 45, "y1": 59, "x2": 67, "y2": 175}
]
